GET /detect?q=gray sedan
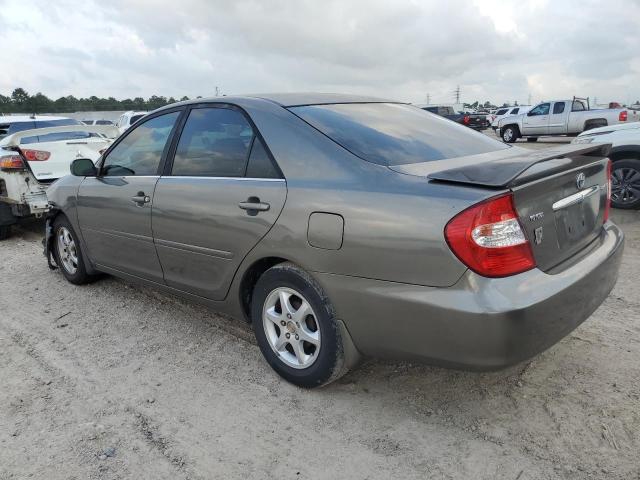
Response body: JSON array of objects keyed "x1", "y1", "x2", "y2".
[{"x1": 43, "y1": 94, "x2": 623, "y2": 388}]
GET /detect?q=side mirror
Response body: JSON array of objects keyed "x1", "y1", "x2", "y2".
[{"x1": 70, "y1": 158, "x2": 98, "y2": 177}]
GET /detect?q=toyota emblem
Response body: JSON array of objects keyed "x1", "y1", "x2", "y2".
[{"x1": 576, "y1": 172, "x2": 586, "y2": 189}]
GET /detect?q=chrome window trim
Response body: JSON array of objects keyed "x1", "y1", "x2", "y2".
[{"x1": 159, "y1": 176, "x2": 285, "y2": 182}]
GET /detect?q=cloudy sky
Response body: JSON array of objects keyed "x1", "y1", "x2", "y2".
[{"x1": 0, "y1": 0, "x2": 638, "y2": 106}]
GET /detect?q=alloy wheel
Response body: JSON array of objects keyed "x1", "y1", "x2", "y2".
[
  {"x1": 56, "y1": 226, "x2": 79, "y2": 275},
  {"x1": 262, "y1": 287, "x2": 321, "y2": 369},
  {"x1": 612, "y1": 166, "x2": 640, "y2": 206}
]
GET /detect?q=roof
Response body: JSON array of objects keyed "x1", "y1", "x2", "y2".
[
  {"x1": 246, "y1": 93, "x2": 398, "y2": 107},
  {"x1": 168, "y1": 93, "x2": 399, "y2": 109}
]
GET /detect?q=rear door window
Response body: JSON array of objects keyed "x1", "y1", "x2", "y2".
[
  {"x1": 553, "y1": 102, "x2": 566, "y2": 114},
  {"x1": 245, "y1": 137, "x2": 281, "y2": 178},
  {"x1": 171, "y1": 107, "x2": 254, "y2": 177},
  {"x1": 511, "y1": 108, "x2": 519, "y2": 114},
  {"x1": 290, "y1": 103, "x2": 509, "y2": 166},
  {"x1": 572, "y1": 101, "x2": 586, "y2": 112}
]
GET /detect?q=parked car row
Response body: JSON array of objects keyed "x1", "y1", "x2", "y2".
[
  {"x1": 419, "y1": 105, "x2": 490, "y2": 130},
  {"x1": 25, "y1": 93, "x2": 623, "y2": 388}
]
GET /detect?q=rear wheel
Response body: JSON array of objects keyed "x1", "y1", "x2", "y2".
[
  {"x1": 251, "y1": 262, "x2": 346, "y2": 388},
  {"x1": 527, "y1": 137, "x2": 538, "y2": 142},
  {"x1": 0, "y1": 225, "x2": 11, "y2": 240},
  {"x1": 611, "y1": 159, "x2": 640, "y2": 209},
  {"x1": 52, "y1": 216, "x2": 94, "y2": 284},
  {"x1": 501, "y1": 125, "x2": 519, "y2": 143}
]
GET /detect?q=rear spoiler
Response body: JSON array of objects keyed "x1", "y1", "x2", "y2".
[
  {"x1": 1, "y1": 124, "x2": 119, "y2": 148},
  {"x1": 427, "y1": 143, "x2": 611, "y2": 189}
]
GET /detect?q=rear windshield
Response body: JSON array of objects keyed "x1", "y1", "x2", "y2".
[
  {"x1": 496, "y1": 108, "x2": 509, "y2": 115},
  {"x1": 290, "y1": 103, "x2": 509, "y2": 166}
]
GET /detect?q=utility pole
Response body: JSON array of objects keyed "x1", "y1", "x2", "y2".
[
  {"x1": 215, "y1": 86, "x2": 220, "y2": 97},
  {"x1": 426, "y1": 93, "x2": 431, "y2": 105},
  {"x1": 453, "y1": 85, "x2": 461, "y2": 104}
]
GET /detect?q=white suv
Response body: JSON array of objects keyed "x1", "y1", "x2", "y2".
[
  {"x1": 116, "y1": 111, "x2": 147, "y2": 134},
  {"x1": 491, "y1": 106, "x2": 530, "y2": 131}
]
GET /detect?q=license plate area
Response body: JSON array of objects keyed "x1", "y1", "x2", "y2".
[{"x1": 553, "y1": 190, "x2": 600, "y2": 249}]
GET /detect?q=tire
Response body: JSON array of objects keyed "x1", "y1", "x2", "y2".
[
  {"x1": 611, "y1": 159, "x2": 640, "y2": 209},
  {"x1": 251, "y1": 262, "x2": 346, "y2": 388},
  {"x1": 0, "y1": 225, "x2": 11, "y2": 240},
  {"x1": 527, "y1": 137, "x2": 538, "y2": 142},
  {"x1": 501, "y1": 125, "x2": 519, "y2": 143},
  {"x1": 51, "y1": 215, "x2": 94, "y2": 284}
]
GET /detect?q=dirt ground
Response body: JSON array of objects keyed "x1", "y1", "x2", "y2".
[{"x1": 1, "y1": 138, "x2": 639, "y2": 479}]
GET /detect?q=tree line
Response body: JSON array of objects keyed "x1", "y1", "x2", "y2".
[{"x1": 0, "y1": 88, "x2": 193, "y2": 114}]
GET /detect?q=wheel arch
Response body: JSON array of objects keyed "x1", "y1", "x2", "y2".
[
  {"x1": 46, "y1": 208, "x2": 99, "y2": 275},
  {"x1": 501, "y1": 123, "x2": 520, "y2": 134},
  {"x1": 238, "y1": 256, "x2": 289, "y2": 322},
  {"x1": 583, "y1": 118, "x2": 608, "y2": 131},
  {"x1": 609, "y1": 146, "x2": 640, "y2": 162}
]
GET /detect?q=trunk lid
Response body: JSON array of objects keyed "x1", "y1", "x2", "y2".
[
  {"x1": 0, "y1": 125, "x2": 117, "y2": 181},
  {"x1": 390, "y1": 143, "x2": 611, "y2": 272},
  {"x1": 24, "y1": 137, "x2": 110, "y2": 181}
]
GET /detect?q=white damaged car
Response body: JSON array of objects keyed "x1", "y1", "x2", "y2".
[
  {"x1": 0, "y1": 125, "x2": 117, "y2": 239},
  {"x1": 573, "y1": 122, "x2": 640, "y2": 209}
]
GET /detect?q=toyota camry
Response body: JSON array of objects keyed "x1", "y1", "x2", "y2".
[{"x1": 42, "y1": 94, "x2": 623, "y2": 387}]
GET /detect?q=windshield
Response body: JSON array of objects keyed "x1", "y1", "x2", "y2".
[{"x1": 289, "y1": 103, "x2": 508, "y2": 166}]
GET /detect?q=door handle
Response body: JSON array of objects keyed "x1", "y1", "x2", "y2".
[
  {"x1": 238, "y1": 197, "x2": 270, "y2": 213},
  {"x1": 131, "y1": 191, "x2": 150, "y2": 205}
]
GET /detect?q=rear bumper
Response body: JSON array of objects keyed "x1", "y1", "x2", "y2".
[{"x1": 315, "y1": 223, "x2": 624, "y2": 369}]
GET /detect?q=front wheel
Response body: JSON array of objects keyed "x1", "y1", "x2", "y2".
[
  {"x1": 501, "y1": 126, "x2": 519, "y2": 143},
  {"x1": 251, "y1": 262, "x2": 346, "y2": 388},
  {"x1": 611, "y1": 159, "x2": 640, "y2": 209},
  {"x1": 52, "y1": 216, "x2": 95, "y2": 284}
]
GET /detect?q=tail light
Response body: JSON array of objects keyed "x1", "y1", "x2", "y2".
[
  {"x1": 463, "y1": 115, "x2": 470, "y2": 124},
  {"x1": 21, "y1": 149, "x2": 51, "y2": 161},
  {"x1": 604, "y1": 159, "x2": 612, "y2": 222},
  {"x1": 445, "y1": 193, "x2": 536, "y2": 278},
  {"x1": 619, "y1": 111, "x2": 628, "y2": 122},
  {"x1": 0, "y1": 154, "x2": 25, "y2": 170}
]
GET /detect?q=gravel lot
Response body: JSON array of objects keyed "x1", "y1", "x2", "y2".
[{"x1": 1, "y1": 137, "x2": 639, "y2": 480}]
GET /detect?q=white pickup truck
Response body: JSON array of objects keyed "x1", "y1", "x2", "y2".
[
  {"x1": 497, "y1": 97, "x2": 638, "y2": 143},
  {"x1": 0, "y1": 125, "x2": 117, "y2": 239}
]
